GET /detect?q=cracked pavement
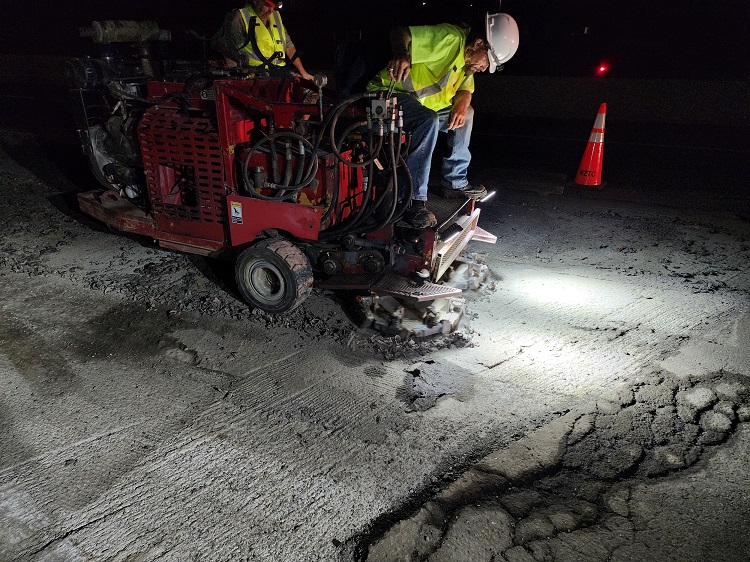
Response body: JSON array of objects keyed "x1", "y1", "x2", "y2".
[
  {"x1": 1, "y1": 97, "x2": 749, "y2": 561},
  {"x1": 364, "y1": 367, "x2": 750, "y2": 561}
]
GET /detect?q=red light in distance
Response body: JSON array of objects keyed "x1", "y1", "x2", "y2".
[{"x1": 596, "y1": 62, "x2": 610, "y2": 76}]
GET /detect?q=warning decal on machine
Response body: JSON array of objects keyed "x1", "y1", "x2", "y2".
[{"x1": 231, "y1": 201, "x2": 243, "y2": 224}]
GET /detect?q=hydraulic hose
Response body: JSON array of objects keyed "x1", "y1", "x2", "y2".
[
  {"x1": 269, "y1": 136, "x2": 280, "y2": 184},
  {"x1": 333, "y1": 120, "x2": 383, "y2": 171},
  {"x1": 241, "y1": 132, "x2": 317, "y2": 201},
  {"x1": 182, "y1": 72, "x2": 215, "y2": 93},
  {"x1": 329, "y1": 107, "x2": 385, "y2": 169},
  {"x1": 294, "y1": 138, "x2": 306, "y2": 187},
  {"x1": 392, "y1": 155, "x2": 413, "y2": 221},
  {"x1": 311, "y1": 91, "x2": 376, "y2": 158},
  {"x1": 280, "y1": 94, "x2": 374, "y2": 224},
  {"x1": 356, "y1": 126, "x2": 411, "y2": 230},
  {"x1": 310, "y1": 91, "x2": 377, "y2": 223},
  {"x1": 366, "y1": 131, "x2": 401, "y2": 231},
  {"x1": 320, "y1": 98, "x2": 411, "y2": 236},
  {"x1": 320, "y1": 158, "x2": 377, "y2": 238},
  {"x1": 361, "y1": 152, "x2": 413, "y2": 229},
  {"x1": 284, "y1": 140, "x2": 293, "y2": 186}
]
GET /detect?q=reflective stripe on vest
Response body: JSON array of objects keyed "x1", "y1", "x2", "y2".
[
  {"x1": 403, "y1": 66, "x2": 456, "y2": 100},
  {"x1": 239, "y1": 7, "x2": 286, "y2": 66},
  {"x1": 273, "y1": 12, "x2": 286, "y2": 54}
]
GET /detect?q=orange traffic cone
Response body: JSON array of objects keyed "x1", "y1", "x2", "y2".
[{"x1": 575, "y1": 103, "x2": 606, "y2": 188}]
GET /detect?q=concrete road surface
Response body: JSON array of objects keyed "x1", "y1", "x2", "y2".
[{"x1": 1, "y1": 124, "x2": 749, "y2": 562}]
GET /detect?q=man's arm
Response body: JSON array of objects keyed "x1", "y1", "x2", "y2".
[
  {"x1": 211, "y1": 10, "x2": 247, "y2": 67},
  {"x1": 448, "y1": 89, "x2": 472, "y2": 130},
  {"x1": 286, "y1": 44, "x2": 314, "y2": 81},
  {"x1": 388, "y1": 26, "x2": 412, "y2": 82}
]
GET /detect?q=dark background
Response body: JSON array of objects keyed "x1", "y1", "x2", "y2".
[
  {"x1": 0, "y1": 0, "x2": 746, "y2": 209},
  {"x1": 2, "y1": 0, "x2": 749, "y2": 80}
]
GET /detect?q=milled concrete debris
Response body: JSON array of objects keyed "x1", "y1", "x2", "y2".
[
  {"x1": 362, "y1": 370, "x2": 750, "y2": 562},
  {"x1": 399, "y1": 361, "x2": 475, "y2": 412},
  {"x1": 429, "y1": 502, "x2": 514, "y2": 562}
]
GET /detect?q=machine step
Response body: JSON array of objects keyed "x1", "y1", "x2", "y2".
[{"x1": 371, "y1": 274, "x2": 462, "y2": 302}]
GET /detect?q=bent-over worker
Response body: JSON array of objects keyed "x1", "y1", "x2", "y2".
[{"x1": 367, "y1": 13, "x2": 519, "y2": 228}]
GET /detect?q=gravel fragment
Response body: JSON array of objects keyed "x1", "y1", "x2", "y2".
[
  {"x1": 604, "y1": 485, "x2": 631, "y2": 517},
  {"x1": 428, "y1": 503, "x2": 513, "y2": 562},
  {"x1": 503, "y1": 546, "x2": 537, "y2": 562},
  {"x1": 514, "y1": 514, "x2": 555, "y2": 545},
  {"x1": 700, "y1": 411, "x2": 733, "y2": 433},
  {"x1": 677, "y1": 386, "x2": 718, "y2": 414}
]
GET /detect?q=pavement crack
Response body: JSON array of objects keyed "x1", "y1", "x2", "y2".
[
  {"x1": 26, "y1": 503, "x2": 131, "y2": 558},
  {"x1": 482, "y1": 346, "x2": 526, "y2": 370},
  {"x1": 0, "y1": 423, "x2": 142, "y2": 478},
  {"x1": 362, "y1": 371, "x2": 750, "y2": 560}
]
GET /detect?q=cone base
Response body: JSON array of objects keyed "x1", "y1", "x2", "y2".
[{"x1": 566, "y1": 179, "x2": 607, "y2": 191}]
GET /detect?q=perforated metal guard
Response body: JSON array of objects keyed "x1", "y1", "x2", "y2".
[
  {"x1": 372, "y1": 274, "x2": 462, "y2": 302},
  {"x1": 433, "y1": 209, "x2": 481, "y2": 282},
  {"x1": 139, "y1": 108, "x2": 226, "y2": 225}
]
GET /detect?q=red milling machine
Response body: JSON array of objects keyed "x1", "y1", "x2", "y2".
[{"x1": 65, "y1": 20, "x2": 496, "y2": 337}]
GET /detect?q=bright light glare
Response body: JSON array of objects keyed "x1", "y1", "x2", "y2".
[
  {"x1": 443, "y1": 231, "x2": 460, "y2": 243},
  {"x1": 521, "y1": 278, "x2": 594, "y2": 307},
  {"x1": 441, "y1": 223, "x2": 462, "y2": 243}
]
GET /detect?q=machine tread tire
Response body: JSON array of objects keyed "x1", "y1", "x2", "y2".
[{"x1": 235, "y1": 238, "x2": 313, "y2": 313}]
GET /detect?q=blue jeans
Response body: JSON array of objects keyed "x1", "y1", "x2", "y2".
[{"x1": 398, "y1": 94, "x2": 474, "y2": 201}]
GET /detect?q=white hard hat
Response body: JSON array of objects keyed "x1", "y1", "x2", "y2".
[{"x1": 485, "y1": 13, "x2": 519, "y2": 73}]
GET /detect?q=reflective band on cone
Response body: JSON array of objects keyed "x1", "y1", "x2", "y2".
[{"x1": 575, "y1": 103, "x2": 606, "y2": 188}]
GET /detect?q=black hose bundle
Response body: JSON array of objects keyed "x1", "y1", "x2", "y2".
[
  {"x1": 240, "y1": 131, "x2": 318, "y2": 201},
  {"x1": 317, "y1": 93, "x2": 413, "y2": 237},
  {"x1": 237, "y1": 90, "x2": 411, "y2": 235}
]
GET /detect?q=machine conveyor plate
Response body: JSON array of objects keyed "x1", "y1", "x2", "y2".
[{"x1": 371, "y1": 274, "x2": 462, "y2": 302}]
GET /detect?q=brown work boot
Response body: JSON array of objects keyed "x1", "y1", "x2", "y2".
[
  {"x1": 404, "y1": 201, "x2": 437, "y2": 228},
  {"x1": 454, "y1": 183, "x2": 488, "y2": 200}
]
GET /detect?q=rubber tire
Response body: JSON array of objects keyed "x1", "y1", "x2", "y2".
[{"x1": 235, "y1": 238, "x2": 313, "y2": 313}]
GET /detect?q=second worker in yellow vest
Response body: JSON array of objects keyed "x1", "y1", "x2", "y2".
[{"x1": 212, "y1": 0, "x2": 314, "y2": 81}]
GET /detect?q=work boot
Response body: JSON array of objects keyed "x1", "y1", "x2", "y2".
[
  {"x1": 404, "y1": 201, "x2": 437, "y2": 228},
  {"x1": 454, "y1": 183, "x2": 488, "y2": 200}
]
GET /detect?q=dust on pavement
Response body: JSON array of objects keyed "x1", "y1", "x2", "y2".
[{"x1": 1, "y1": 127, "x2": 749, "y2": 561}]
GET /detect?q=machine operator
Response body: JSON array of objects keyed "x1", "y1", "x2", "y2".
[
  {"x1": 212, "y1": 0, "x2": 315, "y2": 82},
  {"x1": 367, "y1": 13, "x2": 519, "y2": 228}
]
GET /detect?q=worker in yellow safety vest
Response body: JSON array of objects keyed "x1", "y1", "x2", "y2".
[
  {"x1": 367, "y1": 13, "x2": 519, "y2": 228},
  {"x1": 212, "y1": 0, "x2": 314, "y2": 82}
]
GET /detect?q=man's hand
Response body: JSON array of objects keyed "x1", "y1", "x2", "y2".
[
  {"x1": 387, "y1": 26, "x2": 412, "y2": 83},
  {"x1": 387, "y1": 58, "x2": 411, "y2": 83},
  {"x1": 448, "y1": 90, "x2": 472, "y2": 130}
]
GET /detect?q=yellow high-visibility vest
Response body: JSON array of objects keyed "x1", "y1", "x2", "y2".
[
  {"x1": 239, "y1": 5, "x2": 289, "y2": 67},
  {"x1": 368, "y1": 24, "x2": 475, "y2": 112}
]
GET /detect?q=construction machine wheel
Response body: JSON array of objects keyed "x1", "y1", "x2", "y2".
[{"x1": 235, "y1": 238, "x2": 313, "y2": 313}]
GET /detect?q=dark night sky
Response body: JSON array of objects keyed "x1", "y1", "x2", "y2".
[{"x1": 2, "y1": 0, "x2": 748, "y2": 79}]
